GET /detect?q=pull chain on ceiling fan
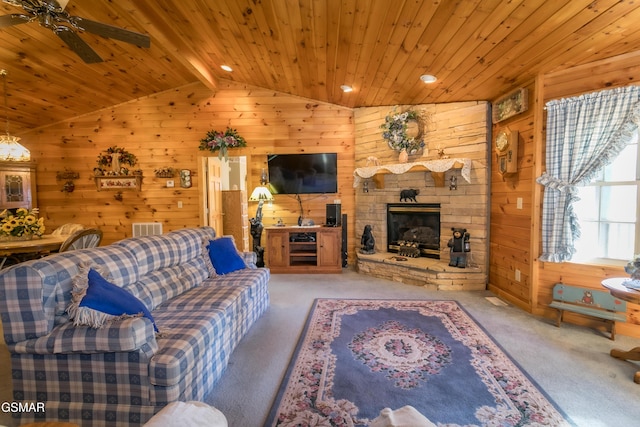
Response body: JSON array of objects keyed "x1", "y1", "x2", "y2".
[{"x1": 0, "y1": 0, "x2": 150, "y2": 63}]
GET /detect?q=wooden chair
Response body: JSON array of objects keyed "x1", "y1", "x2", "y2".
[
  {"x1": 51, "y1": 223, "x2": 86, "y2": 237},
  {"x1": 58, "y1": 228, "x2": 103, "y2": 252}
]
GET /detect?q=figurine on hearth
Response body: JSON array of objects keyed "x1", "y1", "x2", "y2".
[
  {"x1": 448, "y1": 227, "x2": 470, "y2": 268},
  {"x1": 360, "y1": 224, "x2": 376, "y2": 254}
]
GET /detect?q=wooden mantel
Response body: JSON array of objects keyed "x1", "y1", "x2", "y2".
[{"x1": 353, "y1": 158, "x2": 472, "y2": 188}]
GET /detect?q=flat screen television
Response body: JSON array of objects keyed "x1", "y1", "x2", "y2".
[{"x1": 267, "y1": 153, "x2": 338, "y2": 194}]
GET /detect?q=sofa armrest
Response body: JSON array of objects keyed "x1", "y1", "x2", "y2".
[
  {"x1": 241, "y1": 251, "x2": 257, "y2": 269},
  {"x1": 8, "y1": 317, "x2": 158, "y2": 355}
]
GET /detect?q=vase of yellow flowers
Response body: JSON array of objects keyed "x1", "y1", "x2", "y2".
[{"x1": 0, "y1": 208, "x2": 45, "y2": 241}]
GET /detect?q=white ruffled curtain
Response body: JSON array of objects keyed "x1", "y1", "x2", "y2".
[{"x1": 537, "y1": 85, "x2": 640, "y2": 262}]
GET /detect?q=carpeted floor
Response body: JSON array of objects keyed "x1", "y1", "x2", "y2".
[
  {"x1": 266, "y1": 298, "x2": 571, "y2": 426},
  {"x1": 205, "y1": 269, "x2": 640, "y2": 427},
  {"x1": 2, "y1": 268, "x2": 640, "y2": 427}
]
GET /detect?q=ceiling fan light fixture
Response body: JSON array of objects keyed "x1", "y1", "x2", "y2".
[
  {"x1": 340, "y1": 85, "x2": 353, "y2": 93},
  {"x1": 221, "y1": 65, "x2": 233, "y2": 72},
  {"x1": 420, "y1": 74, "x2": 437, "y2": 84},
  {"x1": 0, "y1": 69, "x2": 30, "y2": 162}
]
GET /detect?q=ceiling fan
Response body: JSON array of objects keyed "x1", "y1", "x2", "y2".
[{"x1": 0, "y1": 0, "x2": 150, "y2": 63}]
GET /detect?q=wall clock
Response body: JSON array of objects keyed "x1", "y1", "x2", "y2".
[{"x1": 495, "y1": 129, "x2": 518, "y2": 176}]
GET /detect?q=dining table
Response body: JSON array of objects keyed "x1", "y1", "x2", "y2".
[
  {"x1": 0, "y1": 234, "x2": 66, "y2": 269},
  {"x1": 602, "y1": 277, "x2": 640, "y2": 384}
]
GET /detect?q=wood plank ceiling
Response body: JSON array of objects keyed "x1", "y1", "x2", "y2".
[{"x1": 1, "y1": 0, "x2": 640, "y2": 135}]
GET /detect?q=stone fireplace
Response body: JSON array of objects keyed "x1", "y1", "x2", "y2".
[
  {"x1": 387, "y1": 203, "x2": 440, "y2": 258},
  {"x1": 354, "y1": 164, "x2": 488, "y2": 291},
  {"x1": 353, "y1": 101, "x2": 489, "y2": 291}
]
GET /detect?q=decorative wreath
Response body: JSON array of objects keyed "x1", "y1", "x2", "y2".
[
  {"x1": 380, "y1": 107, "x2": 425, "y2": 154},
  {"x1": 95, "y1": 146, "x2": 138, "y2": 176}
]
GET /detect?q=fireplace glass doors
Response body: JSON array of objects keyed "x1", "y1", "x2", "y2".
[{"x1": 387, "y1": 203, "x2": 441, "y2": 259}]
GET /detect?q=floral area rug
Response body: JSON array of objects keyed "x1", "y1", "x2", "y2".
[{"x1": 265, "y1": 299, "x2": 573, "y2": 427}]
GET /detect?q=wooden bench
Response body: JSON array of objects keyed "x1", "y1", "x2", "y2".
[{"x1": 550, "y1": 283, "x2": 627, "y2": 340}]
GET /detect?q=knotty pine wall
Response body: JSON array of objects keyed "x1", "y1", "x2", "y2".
[
  {"x1": 488, "y1": 80, "x2": 536, "y2": 311},
  {"x1": 22, "y1": 80, "x2": 356, "y2": 259},
  {"x1": 489, "y1": 51, "x2": 640, "y2": 338}
]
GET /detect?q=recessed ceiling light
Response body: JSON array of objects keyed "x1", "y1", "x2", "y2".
[
  {"x1": 221, "y1": 65, "x2": 233, "y2": 72},
  {"x1": 420, "y1": 74, "x2": 437, "y2": 83},
  {"x1": 340, "y1": 85, "x2": 353, "y2": 93}
]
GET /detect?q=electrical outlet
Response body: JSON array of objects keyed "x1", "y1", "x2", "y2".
[
  {"x1": 517, "y1": 197, "x2": 523, "y2": 210},
  {"x1": 515, "y1": 269, "x2": 521, "y2": 282},
  {"x1": 177, "y1": 201, "x2": 183, "y2": 209}
]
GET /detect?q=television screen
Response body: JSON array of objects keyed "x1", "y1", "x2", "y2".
[{"x1": 267, "y1": 153, "x2": 338, "y2": 194}]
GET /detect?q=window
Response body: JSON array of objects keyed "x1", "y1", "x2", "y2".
[{"x1": 573, "y1": 130, "x2": 639, "y2": 261}]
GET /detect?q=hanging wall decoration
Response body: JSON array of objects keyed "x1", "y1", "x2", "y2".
[
  {"x1": 380, "y1": 107, "x2": 427, "y2": 160},
  {"x1": 154, "y1": 167, "x2": 175, "y2": 178},
  {"x1": 56, "y1": 169, "x2": 80, "y2": 193},
  {"x1": 199, "y1": 127, "x2": 247, "y2": 160},
  {"x1": 180, "y1": 169, "x2": 192, "y2": 188},
  {"x1": 492, "y1": 88, "x2": 528, "y2": 123},
  {"x1": 94, "y1": 146, "x2": 142, "y2": 191}
]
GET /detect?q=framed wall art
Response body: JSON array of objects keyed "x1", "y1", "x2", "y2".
[
  {"x1": 492, "y1": 88, "x2": 528, "y2": 123},
  {"x1": 180, "y1": 169, "x2": 192, "y2": 188}
]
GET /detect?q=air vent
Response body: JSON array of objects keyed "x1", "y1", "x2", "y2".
[{"x1": 132, "y1": 222, "x2": 163, "y2": 237}]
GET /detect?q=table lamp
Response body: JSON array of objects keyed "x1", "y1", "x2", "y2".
[{"x1": 249, "y1": 174, "x2": 273, "y2": 267}]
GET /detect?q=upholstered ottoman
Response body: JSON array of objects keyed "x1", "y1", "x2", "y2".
[
  {"x1": 143, "y1": 401, "x2": 227, "y2": 427},
  {"x1": 370, "y1": 406, "x2": 436, "y2": 427}
]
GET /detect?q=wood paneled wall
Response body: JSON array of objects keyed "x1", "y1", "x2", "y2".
[
  {"x1": 488, "y1": 81, "x2": 536, "y2": 311},
  {"x1": 22, "y1": 80, "x2": 356, "y2": 259},
  {"x1": 489, "y1": 51, "x2": 640, "y2": 337}
]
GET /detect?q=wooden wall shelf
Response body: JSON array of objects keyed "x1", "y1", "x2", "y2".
[{"x1": 353, "y1": 158, "x2": 472, "y2": 188}]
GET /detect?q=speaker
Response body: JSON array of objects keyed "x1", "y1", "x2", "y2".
[{"x1": 326, "y1": 204, "x2": 342, "y2": 226}]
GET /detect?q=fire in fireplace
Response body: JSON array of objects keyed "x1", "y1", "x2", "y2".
[{"x1": 387, "y1": 203, "x2": 441, "y2": 259}]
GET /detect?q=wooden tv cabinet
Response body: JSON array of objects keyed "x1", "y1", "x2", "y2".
[{"x1": 265, "y1": 226, "x2": 342, "y2": 273}]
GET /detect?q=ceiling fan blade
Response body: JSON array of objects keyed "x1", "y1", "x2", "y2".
[
  {"x1": 55, "y1": 27, "x2": 103, "y2": 63},
  {"x1": 1, "y1": 0, "x2": 28, "y2": 7},
  {"x1": 72, "y1": 17, "x2": 150, "y2": 48},
  {"x1": 0, "y1": 13, "x2": 31, "y2": 28}
]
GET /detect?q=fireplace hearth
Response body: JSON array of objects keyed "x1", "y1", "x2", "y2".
[{"x1": 387, "y1": 203, "x2": 441, "y2": 259}]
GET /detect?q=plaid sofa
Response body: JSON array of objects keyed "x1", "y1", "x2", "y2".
[{"x1": 0, "y1": 226, "x2": 270, "y2": 426}]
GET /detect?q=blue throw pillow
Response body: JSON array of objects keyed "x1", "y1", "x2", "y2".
[
  {"x1": 207, "y1": 237, "x2": 247, "y2": 275},
  {"x1": 68, "y1": 267, "x2": 158, "y2": 332}
]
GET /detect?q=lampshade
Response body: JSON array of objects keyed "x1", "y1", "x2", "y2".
[
  {"x1": 249, "y1": 185, "x2": 274, "y2": 202},
  {"x1": 0, "y1": 134, "x2": 30, "y2": 162}
]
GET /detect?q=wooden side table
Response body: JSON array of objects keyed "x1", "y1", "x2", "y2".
[{"x1": 602, "y1": 277, "x2": 640, "y2": 383}]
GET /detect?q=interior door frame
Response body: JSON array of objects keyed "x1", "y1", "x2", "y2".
[{"x1": 198, "y1": 156, "x2": 223, "y2": 231}]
